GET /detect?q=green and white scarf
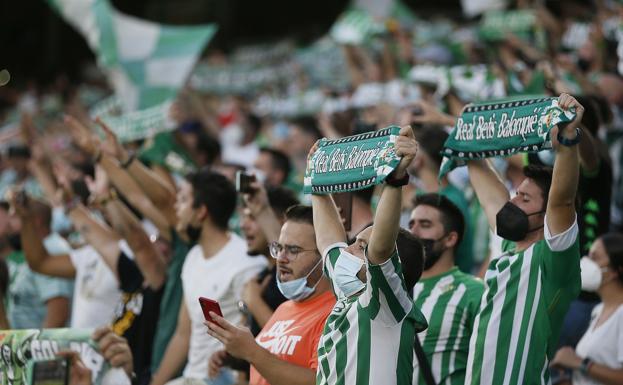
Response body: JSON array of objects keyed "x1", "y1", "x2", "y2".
[
  {"x1": 304, "y1": 126, "x2": 402, "y2": 194},
  {"x1": 439, "y1": 97, "x2": 577, "y2": 178}
]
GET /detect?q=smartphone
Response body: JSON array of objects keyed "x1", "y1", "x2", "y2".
[
  {"x1": 235, "y1": 171, "x2": 256, "y2": 194},
  {"x1": 199, "y1": 297, "x2": 223, "y2": 324},
  {"x1": 333, "y1": 192, "x2": 353, "y2": 232},
  {"x1": 30, "y1": 358, "x2": 70, "y2": 385}
]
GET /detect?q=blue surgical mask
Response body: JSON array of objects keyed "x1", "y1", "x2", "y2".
[
  {"x1": 334, "y1": 249, "x2": 366, "y2": 298},
  {"x1": 51, "y1": 206, "x2": 73, "y2": 234},
  {"x1": 277, "y1": 258, "x2": 322, "y2": 301}
]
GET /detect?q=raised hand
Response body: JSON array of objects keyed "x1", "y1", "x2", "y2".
[
  {"x1": 64, "y1": 115, "x2": 99, "y2": 157},
  {"x1": 393, "y1": 126, "x2": 418, "y2": 178},
  {"x1": 95, "y1": 117, "x2": 129, "y2": 163}
]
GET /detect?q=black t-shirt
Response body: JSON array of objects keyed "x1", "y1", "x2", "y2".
[
  {"x1": 527, "y1": 153, "x2": 612, "y2": 253},
  {"x1": 112, "y1": 253, "x2": 163, "y2": 385},
  {"x1": 577, "y1": 158, "x2": 612, "y2": 254},
  {"x1": 248, "y1": 265, "x2": 287, "y2": 336}
]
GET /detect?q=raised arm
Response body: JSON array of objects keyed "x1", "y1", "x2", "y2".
[
  {"x1": 546, "y1": 94, "x2": 583, "y2": 235},
  {"x1": 102, "y1": 192, "x2": 166, "y2": 289},
  {"x1": 150, "y1": 301, "x2": 191, "y2": 385},
  {"x1": 96, "y1": 118, "x2": 178, "y2": 231},
  {"x1": 243, "y1": 181, "x2": 282, "y2": 244},
  {"x1": 467, "y1": 160, "x2": 511, "y2": 231},
  {"x1": 308, "y1": 141, "x2": 348, "y2": 252},
  {"x1": 367, "y1": 126, "x2": 418, "y2": 264}
]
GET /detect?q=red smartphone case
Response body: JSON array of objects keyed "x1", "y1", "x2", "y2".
[{"x1": 199, "y1": 297, "x2": 223, "y2": 323}]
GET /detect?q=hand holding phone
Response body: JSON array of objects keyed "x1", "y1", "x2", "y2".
[
  {"x1": 30, "y1": 358, "x2": 70, "y2": 385},
  {"x1": 199, "y1": 297, "x2": 223, "y2": 324},
  {"x1": 235, "y1": 171, "x2": 257, "y2": 194}
]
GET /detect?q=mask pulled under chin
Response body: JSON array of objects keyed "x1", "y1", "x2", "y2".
[{"x1": 276, "y1": 258, "x2": 322, "y2": 301}]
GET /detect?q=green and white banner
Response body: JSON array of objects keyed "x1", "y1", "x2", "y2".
[
  {"x1": 0, "y1": 328, "x2": 122, "y2": 385},
  {"x1": 47, "y1": 0, "x2": 216, "y2": 138},
  {"x1": 439, "y1": 97, "x2": 577, "y2": 178},
  {"x1": 304, "y1": 126, "x2": 402, "y2": 194},
  {"x1": 479, "y1": 9, "x2": 544, "y2": 47}
]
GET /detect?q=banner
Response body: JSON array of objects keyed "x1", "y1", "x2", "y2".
[
  {"x1": 439, "y1": 97, "x2": 577, "y2": 178},
  {"x1": 479, "y1": 9, "x2": 545, "y2": 48},
  {"x1": 304, "y1": 126, "x2": 402, "y2": 194},
  {"x1": 0, "y1": 328, "x2": 123, "y2": 385}
]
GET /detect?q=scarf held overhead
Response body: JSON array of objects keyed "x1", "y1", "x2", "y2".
[
  {"x1": 304, "y1": 126, "x2": 402, "y2": 194},
  {"x1": 439, "y1": 96, "x2": 577, "y2": 178}
]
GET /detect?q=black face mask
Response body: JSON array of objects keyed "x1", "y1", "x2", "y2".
[
  {"x1": 419, "y1": 236, "x2": 446, "y2": 270},
  {"x1": 577, "y1": 58, "x2": 591, "y2": 73},
  {"x1": 186, "y1": 225, "x2": 202, "y2": 245},
  {"x1": 8, "y1": 233, "x2": 22, "y2": 251},
  {"x1": 496, "y1": 202, "x2": 544, "y2": 242}
]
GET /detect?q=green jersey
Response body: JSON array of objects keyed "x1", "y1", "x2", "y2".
[
  {"x1": 465, "y1": 221, "x2": 580, "y2": 385},
  {"x1": 317, "y1": 243, "x2": 427, "y2": 385},
  {"x1": 412, "y1": 267, "x2": 484, "y2": 385}
]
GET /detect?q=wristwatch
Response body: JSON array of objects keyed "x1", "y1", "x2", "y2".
[
  {"x1": 385, "y1": 171, "x2": 409, "y2": 187},
  {"x1": 580, "y1": 357, "x2": 593, "y2": 375},
  {"x1": 557, "y1": 127, "x2": 581, "y2": 147},
  {"x1": 237, "y1": 300, "x2": 249, "y2": 316}
]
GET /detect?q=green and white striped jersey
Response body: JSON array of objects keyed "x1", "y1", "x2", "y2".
[
  {"x1": 465, "y1": 219, "x2": 581, "y2": 385},
  {"x1": 317, "y1": 243, "x2": 428, "y2": 385},
  {"x1": 412, "y1": 267, "x2": 484, "y2": 385}
]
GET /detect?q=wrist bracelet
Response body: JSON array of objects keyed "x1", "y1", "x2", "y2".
[
  {"x1": 557, "y1": 127, "x2": 581, "y2": 147},
  {"x1": 385, "y1": 171, "x2": 409, "y2": 187},
  {"x1": 580, "y1": 357, "x2": 593, "y2": 375},
  {"x1": 121, "y1": 153, "x2": 136, "y2": 169}
]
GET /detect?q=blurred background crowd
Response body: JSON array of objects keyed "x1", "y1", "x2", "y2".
[{"x1": 1, "y1": 0, "x2": 623, "y2": 384}]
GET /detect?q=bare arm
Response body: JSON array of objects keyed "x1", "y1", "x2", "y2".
[
  {"x1": 311, "y1": 195, "x2": 348, "y2": 254},
  {"x1": 95, "y1": 118, "x2": 178, "y2": 231},
  {"x1": 150, "y1": 301, "x2": 191, "y2": 385},
  {"x1": 247, "y1": 347, "x2": 316, "y2": 385},
  {"x1": 206, "y1": 313, "x2": 316, "y2": 385},
  {"x1": 42, "y1": 296, "x2": 70, "y2": 328},
  {"x1": 577, "y1": 127, "x2": 600, "y2": 175},
  {"x1": 467, "y1": 160, "x2": 510, "y2": 231},
  {"x1": 546, "y1": 94, "x2": 583, "y2": 235},
  {"x1": 19, "y1": 211, "x2": 76, "y2": 278},
  {"x1": 367, "y1": 126, "x2": 418, "y2": 264},
  {"x1": 103, "y1": 196, "x2": 166, "y2": 289},
  {"x1": 583, "y1": 364, "x2": 623, "y2": 385},
  {"x1": 69, "y1": 205, "x2": 122, "y2": 278},
  {"x1": 100, "y1": 156, "x2": 171, "y2": 241}
]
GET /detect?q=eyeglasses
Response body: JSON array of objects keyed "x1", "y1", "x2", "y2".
[{"x1": 269, "y1": 241, "x2": 317, "y2": 261}]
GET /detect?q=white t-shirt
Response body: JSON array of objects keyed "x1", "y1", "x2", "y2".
[
  {"x1": 573, "y1": 303, "x2": 623, "y2": 385},
  {"x1": 181, "y1": 233, "x2": 266, "y2": 379},
  {"x1": 68, "y1": 245, "x2": 122, "y2": 328}
]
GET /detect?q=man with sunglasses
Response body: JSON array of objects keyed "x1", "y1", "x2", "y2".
[{"x1": 206, "y1": 205, "x2": 335, "y2": 385}]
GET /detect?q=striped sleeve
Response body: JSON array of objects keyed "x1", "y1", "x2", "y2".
[
  {"x1": 322, "y1": 242, "x2": 348, "y2": 281},
  {"x1": 360, "y1": 249, "x2": 413, "y2": 326}
]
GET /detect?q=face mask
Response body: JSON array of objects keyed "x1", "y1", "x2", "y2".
[
  {"x1": 51, "y1": 206, "x2": 73, "y2": 234},
  {"x1": 8, "y1": 233, "x2": 21, "y2": 251},
  {"x1": 276, "y1": 258, "x2": 322, "y2": 301},
  {"x1": 577, "y1": 58, "x2": 591, "y2": 73},
  {"x1": 419, "y1": 237, "x2": 446, "y2": 270},
  {"x1": 496, "y1": 202, "x2": 544, "y2": 242},
  {"x1": 334, "y1": 249, "x2": 366, "y2": 297},
  {"x1": 185, "y1": 225, "x2": 202, "y2": 244},
  {"x1": 580, "y1": 257, "x2": 609, "y2": 292}
]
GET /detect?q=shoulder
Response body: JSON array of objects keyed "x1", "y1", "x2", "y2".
[
  {"x1": 181, "y1": 244, "x2": 203, "y2": 270},
  {"x1": 455, "y1": 271, "x2": 485, "y2": 290}
]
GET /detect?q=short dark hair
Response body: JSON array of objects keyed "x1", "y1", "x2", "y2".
[
  {"x1": 413, "y1": 193, "x2": 465, "y2": 246},
  {"x1": 186, "y1": 169, "x2": 237, "y2": 230},
  {"x1": 196, "y1": 132, "x2": 222, "y2": 166},
  {"x1": 523, "y1": 165, "x2": 553, "y2": 211},
  {"x1": 396, "y1": 228, "x2": 424, "y2": 292},
  {"x1": 353, "y1": 186, "x2": 374, "y2": 205},
  {"x1": 284, "y1": 205, "x2": 313, "y2": 227},
  {"x1": 414, "y1": 126, "x2": 448, "y2": 167},
  {"x1": 601, "y1": 233, "x2": 623, "y2": 284},
  {"x1": 289, "y1": 116, "x2": 321, "y2": 139},
  {"x1": 267, "y1": 186, "x2": 299, "y2": 218},
  {"x1": 260, "y1": 148, "x2": 292, "y2": 181}
]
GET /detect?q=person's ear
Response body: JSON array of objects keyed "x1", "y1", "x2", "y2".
[{"x1": 444, "y1": 231, "x2": 459, "y2": 249}]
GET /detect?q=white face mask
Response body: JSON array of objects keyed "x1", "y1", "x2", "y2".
[
  {"x1": 580, "y1": 257, "x2": 608, "y2": 292},
  {"x1": 333, "y1": 249, "x2": 366, "y2": 298}
]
